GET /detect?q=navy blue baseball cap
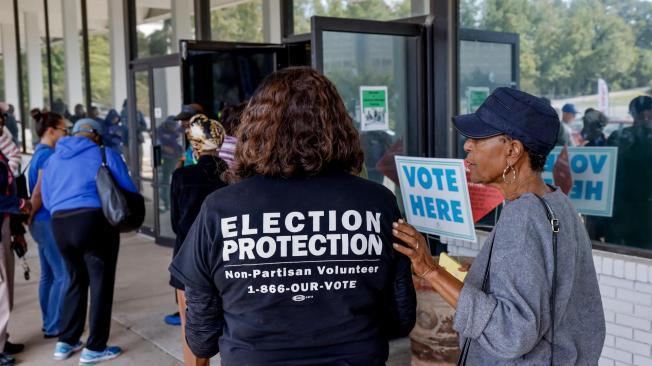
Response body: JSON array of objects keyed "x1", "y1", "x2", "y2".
[
  {"x1": 562, "y1": 103, "x2": 578, "y2": 115},
  {"x1": 453, "y1": 87, "x2": 561, "y2": 156},
  {"x1": 629, "y1": 95, "x2": 652, "y2": 117},
  {"x1": 174, "y1": 103, "x2": 204, "y2": 120}
]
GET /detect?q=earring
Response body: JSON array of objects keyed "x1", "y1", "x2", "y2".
[{"x1": 502, "y1": 164, "x2": 517, "y2": 184}]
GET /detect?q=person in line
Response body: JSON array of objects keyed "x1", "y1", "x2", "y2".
[
  {"x1": 218, "y1": 103, "x2": 246, "y2": 168},
  {"x1": 170, "y1": 67, "x2": 416, "y2": 366},
  {"x1": 69, "y1": 104, "x2": 86, "y2": 123},
  {"x1": 169, "y1": 114, "x2": 228, "y2": 366},
  {"x1": 393, "y1": 87, "x2": 605, "y2": 365},
  {"x1": 0, "y1": 113, "x2": 21, "y2": 175},
  {"x1": 102, "y1": 109, "x2": 123, "y2": 152},
  {"x1": 605, "y1": 95, "x2": 652, "y2": 248},
  {"x1": 42, "y1": 118, "x2": 137, "y2": 364},
  {"x1": 0, "y1": 123, "x2": 30, "y2": 366},
  {"x1": 88, "y1": 107, "x2": 104, "y2": 125},
  {"x1": 27, "y1": 112, "x2": 70, "y2": 338},
  {"x1": 580, "y1": 108, "x2": 608, "y2": 146},
  {"x1": 163, "y1": 103, "x2": 206, "y2": 327},
  {"x1": 0, "y1": 105, "x2": 19, "y2": 147},
  {"x1": 555, "y1": 103, "x2": 578, "y2": 146},
  {"x1": 157, "y1": 116, "x2": 184, "y2": 212},
  {"x1": 173, "y1": 103, "x2": 204, "y2": 168},
  {"x1": 119, "y1": 99, "x2": 148, "y2": 164}
]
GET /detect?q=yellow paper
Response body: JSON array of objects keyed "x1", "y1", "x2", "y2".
[{"x1": 439, "y1": 252, "x2": 467, "y2": 282}]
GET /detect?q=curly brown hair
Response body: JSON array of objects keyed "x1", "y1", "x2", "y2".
[{"x1": 231, "y1": 67, "x2": 364, "y2": 179}]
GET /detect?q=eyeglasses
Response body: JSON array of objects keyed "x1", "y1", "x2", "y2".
[{"x1": 54, "y1": 127, "x2": 69, "y2": 135}]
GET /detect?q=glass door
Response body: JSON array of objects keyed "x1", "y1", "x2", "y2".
[
  {"x1": 180, "y1": 40, "x2": 295, "y2": 117},
  {"x1": 130, "y1": 55, "x2": 180, "y2": 246},
  {"x1": 152, "y1": 65, "x2": 184, "y2": 243},
  {"x1": 312, "y1": 17, "x2": 426, "y2": 212}
]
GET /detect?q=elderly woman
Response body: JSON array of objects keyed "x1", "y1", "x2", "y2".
[
  {"x1": 393, "y1": 87, "x2": 605, "y2": 365},
  {"x1": 170, "y1": 67, "x2": 416, "y2": 366}
]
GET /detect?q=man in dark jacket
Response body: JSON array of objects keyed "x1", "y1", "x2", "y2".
[{"x1": 606, "y1": 96, "x2": 652, "y2": 248}]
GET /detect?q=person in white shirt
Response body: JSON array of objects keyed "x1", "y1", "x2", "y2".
[{"x1": 556, "y1": 103, "x2": 578, "y2": 146}]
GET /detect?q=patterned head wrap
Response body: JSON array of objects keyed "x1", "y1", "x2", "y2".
[{"x1": 187, "y1": 114, "x2": 225, "y2": 157}]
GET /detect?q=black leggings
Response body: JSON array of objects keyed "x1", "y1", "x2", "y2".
[{"x1": 52, "y1": 208, "x2": 119, "y2": 351}]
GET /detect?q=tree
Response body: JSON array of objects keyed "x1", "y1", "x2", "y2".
[{"x1": 211, "y1": 1, "x2": 263, "y2": 42}]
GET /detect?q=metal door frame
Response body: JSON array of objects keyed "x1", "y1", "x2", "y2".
[{"x1": 129, "y1": 54, "x2": 180, "y2": 246}]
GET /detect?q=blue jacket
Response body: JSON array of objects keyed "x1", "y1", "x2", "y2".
[
  {"x1": 42, "y1": 136, "x2": 138, "y2": 214},
  {"x1": 28, "y1": 143, "x2": 55, "y2": 221}
]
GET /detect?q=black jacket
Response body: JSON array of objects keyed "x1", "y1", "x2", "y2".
[
  {"x1": 170, "y1": 155, "x2": 228, "y2": 289},
  {"x1": 170, "y1": 172, "x2": 417, "y2": 365}
]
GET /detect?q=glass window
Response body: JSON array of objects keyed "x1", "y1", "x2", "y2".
[
  {"x1": 321, "y1": 30, "x2": 418, "y2": 212},
  {"x1": 136, "y1": 0, "x2": 195, "y2": 58},
  {"x1": 458, "y1": 0, "x2": 652, "y2": 252},
  {"x1": 293, "y1": 0, "x2": 429, "y2": 35},
  {"x1": 87, "y1": 0, "x2": 112, "y2": 115},
  {"x1": 210, "y1": 0, "x2": 264, "y2": 43}
]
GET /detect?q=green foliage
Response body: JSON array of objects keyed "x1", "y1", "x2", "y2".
[
  {"x1": 211, "y1": 1, "x2": 263, "y2": 42},
  {"x1": 293, "y1": 0, "x2": 415, "y2": 35},
  {"x1": 460, "y1": 0, "x2": 651, "y2": 98}
]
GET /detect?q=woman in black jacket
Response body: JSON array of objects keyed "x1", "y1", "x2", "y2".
[
  {"x1": 170, "y1": 113, "x2": 228, "y2": 366},
  {"x1": 170, "y1": 67, "x2": 416, "y2": 366}
]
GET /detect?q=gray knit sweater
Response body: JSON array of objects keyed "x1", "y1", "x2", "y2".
[{"x1": 453, "y1": 188, "x2": 605, "y2": 365}]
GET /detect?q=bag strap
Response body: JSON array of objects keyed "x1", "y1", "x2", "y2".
[
  {"x1": 533, "y1": 194, "x2": 558, "y2": 366},
  {"x1": 19, "y1": 158, "x2": 31, "y2": 176},
  {"x1": 100, "y1": 145, "x2": 107, "y2": 166},
  {"x1": 457, "y1": 193, "x2": 558, "y2": 366}
]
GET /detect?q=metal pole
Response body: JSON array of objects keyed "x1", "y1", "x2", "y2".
[
  {"x1": 43, "y1": 0, "x2": 54, "y2": 110},
  {"x1": 12, "y1": 0, "x2": 26, "y2": 152},
  {"x1": 281, "y1": 0, "x2": 294, "y2": 39},
  {"x1": 81, "y1": 0, "x2": 92, "y2": 112},
  {"x1": 123, "y1": 0, "x2": 139, "y2": 177},
  {"x1": 194, "y1": 0, "x2": 211, "y2": 40}
]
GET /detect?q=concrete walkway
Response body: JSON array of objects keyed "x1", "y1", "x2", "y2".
[{"x1": 8, "y1": 233, "x2": 411, "y2": 365}]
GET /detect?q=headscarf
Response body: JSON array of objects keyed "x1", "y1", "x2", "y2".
[{"x1": 187, "y1": 114, "x2": 225, "y2": 159}]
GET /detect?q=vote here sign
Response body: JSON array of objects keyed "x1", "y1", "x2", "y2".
[
  {"x1": 395, "y1": 156, "x2": 476, "y2": 242},
  {"x1": 543, "y1": 146, "x2": 618, "y2": 217}
]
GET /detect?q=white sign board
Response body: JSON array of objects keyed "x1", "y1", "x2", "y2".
[
  {"x1": 395, "y1": 156, "x2": 476, "y2": 242},
  {"x1": 359, "y1": 86, "x2": 389, "y2": 131},
  {"x1": 543, "y1": 146, "x2": 618, "y2": 217}
]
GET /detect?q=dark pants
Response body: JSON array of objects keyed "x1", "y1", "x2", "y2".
[{"x1": 52, "y1": 208, "x2": 119, "y2": 351}]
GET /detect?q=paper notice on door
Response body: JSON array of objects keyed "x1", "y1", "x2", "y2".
[{"x1": 360, "y1": 86, "x2": 389, "y2": 131}]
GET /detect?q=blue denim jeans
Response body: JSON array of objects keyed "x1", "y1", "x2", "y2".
[{"x1": 30, "y1": 220, "x2": 69, "y2": 335}]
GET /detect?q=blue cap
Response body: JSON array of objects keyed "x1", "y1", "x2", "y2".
[
  {"x1": 72, "y1": 118, "x2": 105, "y2": 136},
  {"x1": 453, "y1": 87, "x2": 561, "y2": 156},
  {"x1": 562, "y1": 103, "x2": 578, "y2": 115}
]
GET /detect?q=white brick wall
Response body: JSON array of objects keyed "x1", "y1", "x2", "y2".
[{"x1": 444, "y1": 233, "x2": 652, "y2": 366}]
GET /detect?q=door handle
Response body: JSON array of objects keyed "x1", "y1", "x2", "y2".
[{"x1": 153, "y1": 145, "x2": 162, "y2": 168}]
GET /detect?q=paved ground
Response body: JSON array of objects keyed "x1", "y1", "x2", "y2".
[{"x1": 8, "y1": 232, "x2": 411, "y2": 365}]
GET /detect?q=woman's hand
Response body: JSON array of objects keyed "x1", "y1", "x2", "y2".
[{"x1": 392, "y1": 219, "x2": 437, "y2": 277}]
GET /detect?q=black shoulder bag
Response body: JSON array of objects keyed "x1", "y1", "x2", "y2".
[
  {"x1": 96, "y1": 145, "x2": 145, "y2": 232},
  {"x1": 457, "y1": 194, "x2": 559, "y2": 366},
  {"x1": 15, "y1": 160, "x2": 31, "y2": 199}
]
